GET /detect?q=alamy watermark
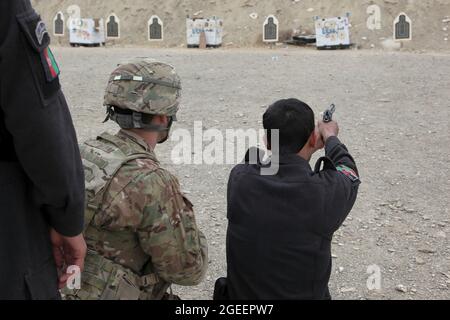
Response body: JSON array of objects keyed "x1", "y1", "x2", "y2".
[
  {"x1": 366, "y1": 264, "x2": 382, "y2": 291},
  {"x1": 170, "y1": 121, "x2": 280, "y2": 175},
  {"x1": 64, "y1": 263, "x2": 382, "y2": 291},
  {"x1": 66, "y1": 265, "x2": 81, "y2": 290}
]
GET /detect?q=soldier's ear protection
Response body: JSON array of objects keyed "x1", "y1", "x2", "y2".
[{"x1": 104, "y1": 106, "x2": 176, "y2": 134}]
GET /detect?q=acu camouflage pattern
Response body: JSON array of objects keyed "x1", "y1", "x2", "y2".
[
  {"x1": 63, "y1": 130, "x2": 207, "y2": 300},
  {"x1": 104, "y1": 59, "x2": 182, "y2": 117}
]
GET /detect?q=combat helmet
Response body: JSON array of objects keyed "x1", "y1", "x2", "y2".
[{"x1": 103, "y1": 59, "x2": 182, "y2": 131}]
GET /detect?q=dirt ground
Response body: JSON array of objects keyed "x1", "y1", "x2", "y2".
[{"x1": 55, "y1": 46, "x2": 450, "y2": 300}]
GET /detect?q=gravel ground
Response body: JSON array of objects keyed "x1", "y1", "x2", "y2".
[{"x1": 55, "y1": 46, "x2": 450, "y2": 300}]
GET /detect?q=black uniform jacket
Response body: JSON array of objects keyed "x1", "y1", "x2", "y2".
[
  {"x1": 0, "y1": 0, "x2": 84, "y2": 299},
  {"x1": 226, "y1": 136, "x2": 360, "y2": 300}
]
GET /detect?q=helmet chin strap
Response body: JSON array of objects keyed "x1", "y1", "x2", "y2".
[{"x1": 157, "y1": 117, "x2": 174, "y2": 144}]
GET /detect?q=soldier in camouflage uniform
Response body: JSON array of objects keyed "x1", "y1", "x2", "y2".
[{"x1": 63, "y1": 59, "x2": 208, "y2": 300}]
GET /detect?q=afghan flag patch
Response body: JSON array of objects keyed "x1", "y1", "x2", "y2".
[
  {"x1": 336, "y1": 165, "x2": 360, "y2": 182},
  {"x1": 40, "y1": 47, "x2": 60, "y2": 82}
]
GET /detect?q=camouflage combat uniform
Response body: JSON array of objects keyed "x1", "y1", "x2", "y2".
[{"x1": 63, "y1": 60, "x2": 208, "y2": 300}]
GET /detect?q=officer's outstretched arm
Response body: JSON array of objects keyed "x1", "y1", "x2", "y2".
[
  {"x1": 320, "y1": 137, "x2": 361, "y2": 234},
  {"x1": 137, "y1": 170, "x2": 208, "y2": 286}
]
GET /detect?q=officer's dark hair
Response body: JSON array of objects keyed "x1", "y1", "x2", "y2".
[{"x1": 263, "y1": 98, "x2": 315, "y2": 155}]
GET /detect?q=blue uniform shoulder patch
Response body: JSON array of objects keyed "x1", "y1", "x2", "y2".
[{"x1": 35, "y1": 21, "x2": 48, "y2": 45}]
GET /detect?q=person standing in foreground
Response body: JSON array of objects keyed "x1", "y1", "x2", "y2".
[
  {"x1": 223, "y1": 98, "x2": 360, "y2": 300},
  {"x1": 0, "y1": 0, "x2": 86, "y2": 299},
  {"x1": 63, "y1": 59, "x2": 208, "y2": 300}
]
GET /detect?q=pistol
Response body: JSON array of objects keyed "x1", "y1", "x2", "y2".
[{"x1": 323, "y1": 104, "x2": 336, "y2": 123}]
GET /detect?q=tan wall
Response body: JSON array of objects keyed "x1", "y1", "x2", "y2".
[{"x1": 31, "y1": 0, "x2": 450, "y2": 51}]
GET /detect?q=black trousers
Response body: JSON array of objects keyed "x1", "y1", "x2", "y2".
[{"x1": 0, "y1": 162, "x2": 59, "y2": 300}]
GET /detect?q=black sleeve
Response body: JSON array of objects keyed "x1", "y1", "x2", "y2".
[
  {"x1": 226, "y1": 167, "x2": 236, "y2": 221},
  {"x1": 326, "y1": 136, "x2": 359, "y2": 176},
  {"x1": 0, "y1": 0, "x2": 84, "y2": 236},
  {"x1": 320, "y1": 136, "x2": 360, "y2": 234}
]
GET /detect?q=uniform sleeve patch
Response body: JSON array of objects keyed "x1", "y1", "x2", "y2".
[
  {"x1": 336, "y1": 165, "x2": 360, "y2": 182},
  {"x1": 40, "y1": 47, "x2": 60, "y2": 82}
]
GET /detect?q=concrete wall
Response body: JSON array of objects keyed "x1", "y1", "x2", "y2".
[{"x1": 31, "y1": 0, "x2": 450, "y2": 51}]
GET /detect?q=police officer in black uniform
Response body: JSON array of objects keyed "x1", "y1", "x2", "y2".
[
  {"x1": 223, "y1": 98, "x2": 360, "y2": 300},
  {"x1": 0, "y1": 0, "x2": 86, "y2": 299}
]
